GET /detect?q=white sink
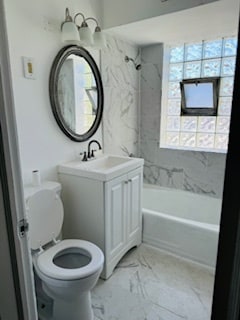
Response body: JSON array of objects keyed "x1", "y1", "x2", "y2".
[
  {"x1": 58, "y1": 154, "x2": 144, "y2": 181},
  {"x1": 83, "y1": 155, "x2": 132, "y2": 170}
]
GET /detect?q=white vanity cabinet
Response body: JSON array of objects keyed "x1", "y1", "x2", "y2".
[
  {"x1": 105, "y1": 167, "x2": 142, "y2": 276},
  {"x1": 58, "y1": 164, "x2": 143, "y2": 279}
]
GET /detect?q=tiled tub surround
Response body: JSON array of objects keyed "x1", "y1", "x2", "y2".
[
  {"x1": 101, "y1": 39, "x2": 227, "y2": 197},
  {"x1": 101, "y1": 36, "x2": 140, "y2": 157},
  {"x1": 140, "y1": 44, "x2": 226, "y2": 198},
  {"x1": 92, "y1": 244, "x2": 214, "y2": 320}
]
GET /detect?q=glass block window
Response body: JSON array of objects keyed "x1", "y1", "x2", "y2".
[
  {"x1": 203, "y1": 39, "x2": 222, "y2": 59},
  {"x1": 184, "y1": 61, "x2": 201, "y2": 78},
  {"x1": 170, "y1": 46, "x2": 184, "y2": 63},
  {"x1": 223, "y1": 37, "x2": 238, "y2": 56},
  {"x1": 185, "y1": 43, "x2": 202, "y2": 61},
  {"x1": 161, "y1": 36, "x2": 237, "y2": 153},
  {"x1": 202, "y1": 58, "x2": 221, "y2": 77}
]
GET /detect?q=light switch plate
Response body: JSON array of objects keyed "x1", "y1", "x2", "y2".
[{"x1": 22, "y1": 57, "x2": 35, "y2": 79}]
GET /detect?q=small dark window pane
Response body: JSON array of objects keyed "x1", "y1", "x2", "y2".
[{"x1": 180, "y1": 77, "x2": 220, "y2": 116}]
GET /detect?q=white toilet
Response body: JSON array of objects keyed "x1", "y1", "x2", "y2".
[{"x1": 24, "y1": 181, "x2": 104, "y2": 320}]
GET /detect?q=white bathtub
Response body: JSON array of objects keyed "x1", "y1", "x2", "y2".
[{"x1": 142, "y1": 185, "x2": 221, "y2": 269}]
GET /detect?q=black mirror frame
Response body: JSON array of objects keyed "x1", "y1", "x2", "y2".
[{"x1": 49, "y1": 45, "x2": 104, "y2": 142}]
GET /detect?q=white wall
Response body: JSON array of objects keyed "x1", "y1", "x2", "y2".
[
  {"x1": 102, "y1": 0, "x2": 218, "y2": 29},
  {"x1": 4, "y1": 0, "x2": 103, "y2": 185}
]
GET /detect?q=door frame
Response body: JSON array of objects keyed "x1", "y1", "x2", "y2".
[
  {"x1": 0, "y1": 123, "x2": 20, "y2": 320},
  {"x1": 0, "y1": 0, "x2": 37, "y2": 319},
  {"x1": 211, "y1": 12, "x2": 240, "y2": 320}
]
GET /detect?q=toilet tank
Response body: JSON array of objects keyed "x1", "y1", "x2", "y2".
[
  {"x1": 24, "y1": 181, "x2": 63, "y2": 250},
  {"x1": 24, "y1": 181, "x2": 61, "y2": 201}
]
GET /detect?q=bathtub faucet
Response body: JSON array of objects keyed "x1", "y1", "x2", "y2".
[{"x1": 87, "y1": 139, "x2": 102, "y2": 158}]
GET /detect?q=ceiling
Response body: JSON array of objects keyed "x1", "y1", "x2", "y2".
[{"x1": 105, "y1": 0, "x2": 240, "y2": 46}]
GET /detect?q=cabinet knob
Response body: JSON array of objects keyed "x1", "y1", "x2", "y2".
[{"x1": 124, "y1": 181, "x2": 128, "y2": 184}]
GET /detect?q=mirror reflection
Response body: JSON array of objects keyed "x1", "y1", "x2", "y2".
[{"x1": 58, "y1": 54, "x2": 97, "y2": 135}]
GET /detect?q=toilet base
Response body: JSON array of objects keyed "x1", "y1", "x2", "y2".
[
  {"x1": 43, "y1": 283, "x2": 94, "y2": 320},
  {"x1": 53, "y1": 291, "x2": 93, "y2": 320}
]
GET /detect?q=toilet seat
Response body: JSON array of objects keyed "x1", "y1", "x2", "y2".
[{"x1": 36, "y1": 239, "x2": 104, "y2": 280}]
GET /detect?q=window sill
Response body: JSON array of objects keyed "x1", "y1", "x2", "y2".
[{"x1": 159, "y1": 144, "x2": 227, "y2": 154}]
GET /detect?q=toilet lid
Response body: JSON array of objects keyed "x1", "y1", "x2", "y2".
[
  {"x1": 36, "y1": 239, "x2": 104, "y2": 280},
  {"x1": 26, "y1": 190, "x2": 64, "y2": 250}
]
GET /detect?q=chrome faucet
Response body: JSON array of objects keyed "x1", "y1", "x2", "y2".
[{"x1": 87, "y1": 140, "x2": 102, "y2": 158}]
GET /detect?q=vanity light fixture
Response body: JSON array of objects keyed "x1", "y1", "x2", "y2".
[{"x1": 61, "y1": 8, "x2": 106, "y2": 48}]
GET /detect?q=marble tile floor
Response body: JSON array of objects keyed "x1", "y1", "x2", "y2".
[{"x1": 92, "y1": 244, "x2": 214, "y2": 320}]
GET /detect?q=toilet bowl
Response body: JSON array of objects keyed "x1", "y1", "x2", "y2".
[{"x1": 24, "y1": 181, "x2": 104, "y2": 320}]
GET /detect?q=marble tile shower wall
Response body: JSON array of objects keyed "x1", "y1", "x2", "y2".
[
  {"x1": 140, "y1": 44, "x2": 226, "y2": 198},
  {"x1": 101, "y1": 35, "x2": 140, "y2": 157}
]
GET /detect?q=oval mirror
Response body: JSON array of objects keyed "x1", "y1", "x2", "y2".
[{"x1": 49, "y1": 45, "x2": 104, "y2": 142}]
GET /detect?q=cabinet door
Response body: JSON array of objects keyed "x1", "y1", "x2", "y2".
[
  {"x1": 105, "y1": 174, "x2": 127, "y2": 261},
  {"x1": 127, "y1": 168, "x2": 142, "y2": 243}
]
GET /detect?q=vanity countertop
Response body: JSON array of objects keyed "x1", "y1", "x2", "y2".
[{"x1": 58, "y1": 154, "x2": 144, "y2": 181}]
